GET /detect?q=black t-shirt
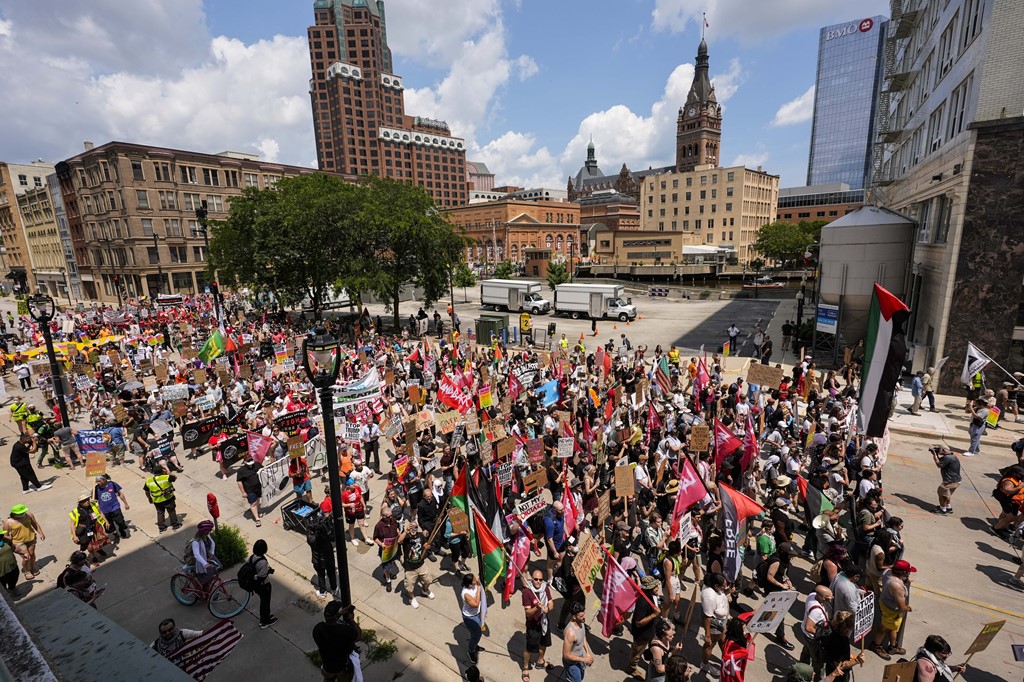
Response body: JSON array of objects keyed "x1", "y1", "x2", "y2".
[
  {"x1": 10, "y1": 441, "x2": 31, "y2": 469},
  {"x1": 402, "y1": 532, "x2": 427, "y2": 569},
  {"x1": 236, "y1": 463, "x2": 263, "y2": 495},
  {"x1": 822, "y1": 630, "x2": 851, "y2": 681},
  {"x1": 312, "y1": 620, "x2": 359, "y2": 673},
  {"x1": 631, "y1": 592, "x2": 658, "y2": 640}
]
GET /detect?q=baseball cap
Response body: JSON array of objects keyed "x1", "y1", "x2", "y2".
[
  {"x1": 893, "y1": 559, "x2": 917, "y2": 573},
  {"x1": 777, "y1": 542, "x2": 800, "y2": 556}
]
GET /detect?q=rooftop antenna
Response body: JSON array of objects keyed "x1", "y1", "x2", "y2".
[{"x1": 702, "y1": 11, "x2": 708, "y2": 40}]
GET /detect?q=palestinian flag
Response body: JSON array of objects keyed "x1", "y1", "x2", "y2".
[
  {"x1": 380, "y1": 540, "x2": 399, "y2": 565},
  {"x1": 471, "y1": 508, "x2": 507, "y2": 589},
  {"x1": 717, "y1": 482, "x2": 764, "y2": 582},
  {"x1": 857, "y1": 283, "x2": 910, "y2": 438},
  {"x1": 655, "y1": 355, "x2": 672, "y2": 394},
  {"x1": 796, "y1": 475, "x2": 834, "y2": 523},
  {"x1": 198, "y1": 330, "x2": 226, "y2": 364}
]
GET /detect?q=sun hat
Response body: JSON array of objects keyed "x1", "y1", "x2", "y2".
[
  {"x1": 665, "y1": 479, "x2": 680, "y2": 493},
  {"x1": 10, "y1": 504, "x2": 28, "y2": 515},
  {"x1": 774, "y1": 475, "x2": 792, "y2": 487},
  {"x1": 641, "y1": 575, "x2": 660, "y2": 590},
  {"x1": 78, "y1": 492, "x2": 91, "y2": 502},
  {"x1": 812, "y1": 513, "x2": 832, "y2": 530}
]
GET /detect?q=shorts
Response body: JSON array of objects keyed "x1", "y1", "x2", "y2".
[
  {"x1": 998, "y1": 496, "x2": 1019, "y2": 515},
  {"x1": 880, "y1": 603, "x2": 904, "y2": 631},
  {"x1": 345, "y1": 510, "x2": 365, "y2": 524},
  {"x1": 246, "y1": 491, "x2": 261, "y2": 505},
  {"x1": 525, "y1": 624, "x2": 552, "y2": 652},
  {"x1": 547, "y1": 543, "x2": 565, "y2": 561},
  {"x1": 293, "y1": 480, "x2": 312, "y2": 495},
  {"x1": 14, "y1": 541, "x2": 35, "y2": 553},
  {"x1": 937, "y1": 481, "x2": 960, "y2": 498}
]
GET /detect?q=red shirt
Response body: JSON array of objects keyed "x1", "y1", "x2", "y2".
[{"x1": 341, "y1": 487, "x2": 364, "y2": 514}]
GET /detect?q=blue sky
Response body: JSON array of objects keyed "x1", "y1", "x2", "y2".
[{"x1": 0, "y1": 0, "x2": 889, "y2": 189}]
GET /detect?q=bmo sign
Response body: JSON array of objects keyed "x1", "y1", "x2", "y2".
[{"x1": 826, "y1": 18, "x2": 874, "y2": 41}]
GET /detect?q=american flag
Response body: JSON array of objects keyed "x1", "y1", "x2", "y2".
[{"x1": 166, "y1": 619, "x2": 243, "y2": 681}]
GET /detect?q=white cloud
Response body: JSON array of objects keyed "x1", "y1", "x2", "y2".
[
  {"x1": 651, "y1": 0, "x2": 890, "y2": 45},
  {"x1": 731, "y1": 150, "x2": 769, "y2": 168},
  {"x1": 771, "y1": 85, "x2": 816, "y2": 126},
  {"x1": 514, "y1": 55, "x2": 539, "y2": 81},
  {"x1": 384, "y1": 0, "x2": 502, "y2": 66},
  {"x1": 0, "y1": 19, "x2": 12, "y2": 38}
]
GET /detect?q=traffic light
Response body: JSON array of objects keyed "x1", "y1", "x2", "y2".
[{"x1": 211, "y1": 281, "x2": 219, "y2": 298}]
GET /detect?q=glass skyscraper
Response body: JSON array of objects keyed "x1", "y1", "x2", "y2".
[{"x1": 807, "y1": 16, "x2": 887, "y2": 190}]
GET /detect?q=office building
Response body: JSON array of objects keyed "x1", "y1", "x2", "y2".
[
  {"x1": 807, "y1": 16, "x2": 887, "y2": 189},
  {"x1": 0, "y1": 160, "x2": 56, "y2": 292},
  {"x1": 776, "y1": 183, "x2": 865, "y2": 223},
  {"x1": 872, "y1": 0, "x2": 1024, "y2": 389},
  {"x1": 16, "y1": 185, "x2": 68, "y2": 299},
  {"x1": 307, "y1": 0, "x2": 467, "y2": 207},
  {"x1": 55, "y1": 141, "x2": 340, "y2": 303}
]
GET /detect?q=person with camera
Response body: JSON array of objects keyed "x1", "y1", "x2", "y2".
[
  {"x1": 798, "y1": 586, "x2": 833, "y2": 680},
  {"x1": 312, "y1": 601, "x2": 361, "y2": 682},
  {"x1": 930, "y1": 445, "x2": 961, "y2": 515},
  {"x1": 398, "y1": 517, "x2": 434, "y2": 609}
]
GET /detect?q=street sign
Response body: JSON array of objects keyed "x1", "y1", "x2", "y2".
[{"x1": 815, "y1": 303, "x2": 840, "y2": 335}]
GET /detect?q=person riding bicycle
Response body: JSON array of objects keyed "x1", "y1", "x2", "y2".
[{"x1": 185, "y1": 521, "x2": 221, "y2": 586}]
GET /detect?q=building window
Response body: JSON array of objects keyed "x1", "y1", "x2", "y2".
[
  {"x1": 727, "y1": 172, "x2": 734, "y2": 182},
  {"x1": 154, "y1": 162, "x2": 172, "y2": 182},
  {"x1": 933, "y1": 195, "x2": 952, "y2": 243},
  {"x1": 182, "y1": 193, "x2": 202, "y2": 211},
  {"x1": 18, "y1": 174, "x2": 27, "y2": 186},
  {"x1": 725, "y1": 203, "x2": 733, "y2": 211},
  {"x1": 141, "y1": 218, "x2": 154, "y2": 236},
  {"x1": 172, "y1": 272, "x2": 194, "y2": 293},
  {"x1": 700, "y1": 176, "x2": 707, "y2": 185},
  {"x1": 205, "y1": 195, "x2": 224, "y2": 212},
  {"x1": 946, "y1": 72, "x2": 973, "y2": 140},
  {"x1": 202, "y1": 168, "x2": 220, "y2": 186},
  {"x1": 686, "y1": 177, "x2": 692, "y2": 187},
  {"x1": 244, "y1": 173, "x2": 259, "y2": 188},
  {"x1": 916, "y1": 200, "x2": 932, "y2": 243},
  {"x1": 726, "y1": 187, "x2": 734, "y2": 197},
  {"x1": 169, "y1": 246, "x2": 187, "y2": 263},
  {"x1": 927, "y1": 103, "x2": 945, "y2": 153},
  {"x1": 937, "y1": 14, "x2": 958, "y2": 82},
  {"x1": 136, "y1": 190, "x2": 150, "y2": 209},
  {"x1": 158, "y1": 191, "x2": 176, "y2": 210},
  {"x1": 165, "y1": 219, "x2": 182, "y2": 237},
  {"x1": 700, "y1": 190, "x2": 706, "y2": 200},
  {"x1": 180, "y1": 166, "x2": 198, "y2": 184},
  {"x1": 131, "y1": 160, "x2": 144, "y2": 181},
  {"x1": 960, "y1": 0, "x2": 983, "y2": 51},
  {"x1": 147, "y1": 247, "x2": 160, "y2": 264},
  {"x1": 225, "y1": 170, "x2": 239, "y2": 188}
]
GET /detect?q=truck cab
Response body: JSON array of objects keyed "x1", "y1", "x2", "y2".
[
  {"x1": 522, "y1": 291, "x2": 551, "y2": 314},
  {"x1": 606, "y1": 297, "x2": 637, "y2": 321}
]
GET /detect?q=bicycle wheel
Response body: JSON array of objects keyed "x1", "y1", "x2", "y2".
[
  {"x1": 208, "y1": 578, "x2": 250, "y2": 619},
  {"x1": 170, "y1": 574, "x2": 199, "y2": 606}
]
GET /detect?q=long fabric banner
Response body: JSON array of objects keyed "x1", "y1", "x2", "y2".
[{"x1": 332, "y1": 367, "x2": 383, "y2": 410}]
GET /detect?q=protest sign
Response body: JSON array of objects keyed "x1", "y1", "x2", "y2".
[
  {"x1": 306, "y1": 435, "x2": 327, "y2": 472},
  {"x1": 287, "y1": 436, "x2": 305, "y2": 460},
  {"x1": 434, "y1": 410, "x2": 461, "y2": 435},
  {"x1": 557, "y1": 437, "x2": 574, "y2": 458},
  {"x1": 407, "y1": 385, "x2": 421, "y2": 405},
  {"x1": 572, "y1": 532, "x2": 605, "y2": 594},
  {"x1": 497, "y1": 461, "x2": 514, "y2": 485},
  {"x1": 161, "y1": 384, "x2": 190, "y2": 402},
  {"x1": 496, "y1": 437, "x2": 516, "y2": 461},
  {"x1": 394, "y1": 455, "x2": 410, "y2": 480},
  {"x1": 379, "y1": 413, "x2": 403, "y2": 440},
  {"x1": 155, "y1": 363, "x2": 169, "y2": 380},
  {"x1": 258, "y1": 457, "x2": 291, "y2": 506},
  {"x1": 465, "y1": 411, "x2": 480, "y2": 435},
  {"x1": 85, "y1": 452, "x2": 107, "y2": 478},
  {"x1": 597, "y1": 490, "x2": 611, "y2": 525},
  {"x1": 194, "y1": 369, "x2": 207, "y2": 384},
  {"x1": 525, "y1": 438, "x2": 544, "y2": 463},
  {"x1": 881, "y1": 662, "x2": 918, "y2": 682},
  {"x1": 274, "y1": 409, "x2": 308, "y2": 437},
  {"x1": 181, "y1": 417, "x2": 225, "y2": 450},
  {"x1": 478, "y1": 383, "x2": 493, "y2": 408},
  {"x1": 143, "y1": 376, "x2": 158, "y2": 391},
  {"x1": 482, "y1": 422, "x2": 506, "y2": 442},
  {"x1": 965, "y1": 620, "x2": 1005, "y2": 655},
  {"x1": 676, "y1": 512, "x2": 693, "y2": 542},
  {"x1": 112, "y1": 404, "x2": 129, "y2": 423},
  {"x1": 343, "y1": 421, "x2": 362, "y2": 444},
  {"x1": 480, "y1": 440, "x2": 494, "y2": 466},
  {"x1": 449, "y1": 508, "x2": 469, "y2": 536},
  {"x1": 746, "y1": 363, "x2": 785, "y2": 389},
  {"x1": 853, "y1": 592, "x2": 875, "y2": 642},
  {"x1": 523, "y1": 468, "x2": 547, "y2": 493},
  {"x1": 450, "y1": 424, "x2": 466, "y2": 452},
  {"x1": 615, "y1": 466, "x2": 636, "y2": 498},
  {"x1": 514, "y1": 494, "x2": 547, "y2": 521},
  {"x1": 746, "y1": 590, "x2": 799, "y2": 634},
  {"x1": 690, "y1": 423, "x2": 710, "y2": 451}
]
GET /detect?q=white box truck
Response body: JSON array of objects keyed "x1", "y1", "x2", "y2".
[
  {"x1": 479, "y1": 279, "x2": 552, "y2": 314},
  {"x1": 554, "y1": 283, "x2": 637, "y2": 321}
]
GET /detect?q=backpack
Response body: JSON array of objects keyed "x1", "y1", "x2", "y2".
[{"x1": 237, "y1": 556, "x2": 259, "y2": 592}]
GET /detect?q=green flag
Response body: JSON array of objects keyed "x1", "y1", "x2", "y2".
[{"x1": 198, "y1": 330, "x2": 226, "y2": 364}]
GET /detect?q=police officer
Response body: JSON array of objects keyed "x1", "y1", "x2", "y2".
[{"x1": 143, "y1": 472, "x2": 180, "y2": 532}]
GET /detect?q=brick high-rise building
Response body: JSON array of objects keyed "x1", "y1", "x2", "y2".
[
  {"x1": 307, "y1": 0, "x2": 467, "y2": 207},
  {"x1": 676, "y1": 38, "x2": 722, "y2": 172}
]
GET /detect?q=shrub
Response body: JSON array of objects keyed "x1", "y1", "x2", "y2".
[{"x1": 211, "y1": 523, "x2": 248, "y2": 569}]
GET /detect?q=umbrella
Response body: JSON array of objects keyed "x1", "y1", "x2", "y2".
[{"x1": 119, "y1": 381, "x2": 144, "y2": 392}]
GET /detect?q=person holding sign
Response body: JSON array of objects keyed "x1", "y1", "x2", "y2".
[
  {"x1": 912, "y1": 634, "x2": 967, "y2": 681},
  {"x1": 821, "y1": 611, "x2": 861, "y2": 682}
]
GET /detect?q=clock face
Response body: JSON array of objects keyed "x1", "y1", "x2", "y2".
[{"x1": 688, "y1": 107, "x2": 697, "y2": 117}]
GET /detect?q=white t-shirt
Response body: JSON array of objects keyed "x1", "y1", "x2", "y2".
[
  {"x1": 801, "y1": 593, "x2": 830, "y2": 638},
  {"x1": 857, "y1": 478, "x2": 876, "y2": 499},
  {"x1": 461, "y1": 585, "x2": 482, "y2": 618},
  {"x1": 701, "y1": 587, "x2": 729, "y2": 620},
  {"x1": 635, "y1": 464, "x2": 651, "y2": 488}
]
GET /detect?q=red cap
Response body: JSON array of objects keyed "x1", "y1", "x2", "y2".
[{"x1": 893, "y1": 559, "x2": 917, "y2": 573}]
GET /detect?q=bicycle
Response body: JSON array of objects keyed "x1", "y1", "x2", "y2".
[{"x1": 170, "y1": 569, "x2": 250, "y2": 618}]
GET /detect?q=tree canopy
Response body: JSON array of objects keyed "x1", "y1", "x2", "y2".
[
  {"x1": 751, "y1": 220, "x2": 826, "y2": 266},
  {"x1": 209, "y1": 173, "x2": 466, "y2": 325},
  {"x1": 493, "y1": 261, "x2": 515, "y2": 279},
  {"x1": 546, "y1": 261, "x2": 570, "y2": 290}
]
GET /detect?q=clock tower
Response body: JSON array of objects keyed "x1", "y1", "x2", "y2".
[{"x1": 676, "y1": 38, "x2": 722, "y2": 172}]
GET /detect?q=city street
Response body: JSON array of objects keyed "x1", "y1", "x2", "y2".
[{"x1": 1, "y1": 294, "x2": 1021, "y2": 681}]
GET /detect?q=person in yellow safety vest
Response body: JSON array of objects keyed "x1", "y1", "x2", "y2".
[
  {"x1": 560, "y1": 334, "x2": 569, "y2": 351},
  {"x1": 69, "y1": 492, "x2": 107, "y2": 556},
  {"x1": 10, "y1": 397, "x2": 28, "y2": 435},
  {"x1": 143, "y1": 473, "x2": 181, "y2": 532},
  {"x1": 667, "y1": 346, "x2": 680, "y2": 368},
  {"x1": 965, "y1": 371, "x2": 985, "y2": 412},
  {"x1": 575, "y1": 340, "x2": 586, "y2": 355}
]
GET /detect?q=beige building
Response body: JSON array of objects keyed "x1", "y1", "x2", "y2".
[
  {"x1": 441, "y1": 198, "x2": 581, "y2": 267},
  {"x1": 55, "y1": 141, "x2": 347, "y2": 303},
  {"x1": 0, "y1": 160, "x2": 56, "y2": 292},
  {"x1": 17, "y1": 186, "x2": 68, "y2": 299},
  {"x1": 638, "y1": 163, "x2": 779, "y2": 262}
]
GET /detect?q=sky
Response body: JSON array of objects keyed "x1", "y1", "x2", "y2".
[{"x1": 0, "y1": 0, "x2": 889, "y2": 190}]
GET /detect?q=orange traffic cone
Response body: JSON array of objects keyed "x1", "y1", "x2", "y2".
[{"x1": 613, "y1": 324, "x2": 618, "y2": 330}]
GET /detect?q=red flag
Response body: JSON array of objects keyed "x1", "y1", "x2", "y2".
[
  {"x1": 595, "y1": 348, "x2": 605, "y2": 375},
  {"x1": 245, "y1": 431, "x2": 273, "y2": 463},
  {"x1": 581, "y1": 418, "x2": 594, "y2": 455},
  {"x1": 406, "y1": 347, "x2": 421, "y2": 364},
  {"x1": 740, "y1": 414, "x2": 758, "y2": 472},
  {"x1": 721, "y1": 638, "x2": 749, "y2": 682},
  {"x1": 694, "y1": 358, "x2": 710, "y2": 397},
  {"x1": 796, "y1": 474, "x2": 808, "y2": 502},
  {"x1": 438, "y1": 374, "x2": 474, "y2": 413},
  {"x1": 561, "y1": 478, "x2": 578, "y2": 537},
  {"x1": 603, "y1": 351, "x2": 612, "y2": 375},
  {"x1": 599, "y1": 546, "x2": 645, "y2": 638},
  {"x1": 508, "y1": 372, "x2": 524, "y2": 400},
  {"x1": 504, "y1": 523, "x2": 532, "y2": 603},
  {"x1": 713, "y1": 419, "x2": 743, "y2": 473},
  {"x1": 669, "y1": 456, "x2": 708, "y2": 538},
  {"x1": 604, "y1": 398, "x2": 615, "y2": 422}
]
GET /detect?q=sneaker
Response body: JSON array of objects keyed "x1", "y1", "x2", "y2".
[
  {"x1": 22, "y1": 488, "x2": 34, "y2": 494},
  {"x1": 316, "y1": 590, "x2": 328, "y2": 598},
  {"x1": 364, "y1": 538, "x2": 374, "y2": 546},
  {"x1": 942, "y1": 507, "x2": 954, "y2": 515},
  {"x1": 351, "y1": 538, "x2": 360, "y2": 546},
  {"x1": 409, "y1": 597, "x2": 420, "y2": 609},
  {"x1": 37, "y1": 483, "x2": 53, "y2": 491},
  {"x1": 259, "y1": 616, "x2": 279, "y2": 629},
  {"x1": 426, "y1": 591, "x2": 436, "y2": 600},
  {"x1": 963, "y1": 451, "x2": 977, "y2": 457},
  {"x1": 469, "y1": 649, "x2": 478, "y2": 664}
]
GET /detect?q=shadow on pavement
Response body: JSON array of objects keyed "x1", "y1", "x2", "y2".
[
  {"x1": 974, "y1": 540, "x2": 1018, "y2": 564},
  {"x1": 893, "y1": 493, "x2": 936, "y2": 513},
  {"x1": 670, "y1": 300, "x2": 779, "y2": 355}
]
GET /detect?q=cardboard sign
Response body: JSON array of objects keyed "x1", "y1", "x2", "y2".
[
  {"x1": 407, "y1": 385, "x2": 421, "y2": 405},
  {"x1": 497, "y1": 460, "x2": 514, "y2": 485},
  {"x1": 112, "y1": 404, "x2": 128, "y2": 423},
  {"x1": 257, "y1": 456, "x2": 291, "y2": 506},
  {"x1": 514, "y1": 494, "x2": 547, "y2": 521},
  {"x1": 482, "y1": 422, "x2": 506, "y2": 442},
  {"x1": 415, "y1": 410, "x2": 434, "y2": 432},
  {"x1": 615, "y1": 465, "x2": 636, "y2": 498},
  {"x1": 500, "y1": 395, "x2": 511, "y2": 416},
  {"x1": 597, "y1": 490, "x2": 611, "y2": 526},
  {"x1": 746, "y1": 363, "x2": 785, "y2": 389},
  {"x1": 496, "y1": 437, "x2": 516, "y2": 460},
  {"x1": 853, "y1": 592, "x2": 874, "y2": 642},
  {"x1": 449, "y1": 508, "x2": 469, "y2": 536},
  {"x1": 746, "y1": 590, "x2": 800, "y2": 634},
  {"x1": 85, "y1": 451, "x2": 107, "y2": 478},
  {"x1": 557, "y1": 436, "x2": 574, "y2": 458},
  {"x1": 143, "y1": 376, "x2": 158, "y2": 391},
  {"x1": 523, "y1": 468, "x2": 547, "y2": 494},
  {"x1": 384, "y1": 368, "x2": 395, "y2": 385},
  {"x1": 525, "y1": 438, "x2": 544, "y2": 463},
  {"x1": 572, "y1": 532, "x2": 605, "y2": 594},
  {"x1": 965, "y1": 620, "x2": 1005, "y2": 656},
  {"x1": 434, "y1": 410, "x2": 461, "y2": 435},
  {"x1": 480, "y1": 440, "x2": 494, "y2": 466},
  {"x1": 240, "y1": 364, "x2": 251, "y2": 378},
  {"x1": 465, "y1": 411, "x2": 480, "y2": 435},
  {"x1": 690, "y1": 424, "x2": 710, "y2": 452},
  {"x1": 287, "y1": 436, "x2": 305, "y2": 460},
  {"x1": 881, "y1": 662, "x2": 918, "y2": 682},
  {"x1": 193, "y1": 368, "x2": 207, "y2": 384},
  {"x1": 122, "y1": 367, "x2": 137, "y2": 382},
  {"x1": 173, "y1": 401, "x2": 189, "y2": 418}
]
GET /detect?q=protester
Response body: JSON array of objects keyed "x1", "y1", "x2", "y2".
[
  {"x1": 562, "y1": 602, "x2": 594, "y2": 682},
  {"x1": 143, "y1": 472, "x2": 181, "y2": 532},
  {"x1": 3, "y1": 504, "x2": 44, "y2": 579},
  {"x1": 0, "y1": 528, "x2": 19, "y2": 592},
  {"x1": 152, "y1": 618, "x2": 204, "y2": 661},
  {"x1": 931, "y1": 445, "x2": 961, "y2": 514},
  {"x1": 93, "y1": 474, "x2": 131, "y2": 540},
  {"x1": 247, "y1": 539, "x2": 277, "y2": 628},
  {"x1": 10, "y1": 432, "x2": 51, "y2": 493},
  {"x1": 69, "y1": 491, "x2": 110, "y2": 562},
  {"x1": 871, "y1": 559, "x2": 916, "y2": 660},
  {"x1": 312, "y1": 601, "x2": 361, "y2": 682},
  {"x1": 913, "y1": 634, "x2": 968, "y2": 681},
  {"x1": 398, "y1": 518, "x2": 434, "y2": 609},
  {"x1": 236, "y1": 453, "x2": 264, "y2": 527},
  {"x1": 460, "y1": 572, "x2": 486, "y2": 664},
  {"x1": 522, "y1": 570, "x2": 555, "y2": 678}
]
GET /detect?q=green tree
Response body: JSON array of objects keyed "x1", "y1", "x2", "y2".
[
  {"x1": 209, "y1": 173, "x2": 362, "y2": 317},
  {"x1": 493, "y1": 260, "x2": 515, "y2": 279},
  {"x1": 752, "y1": 221, "x2": 813, "y2": 267},
  {"x1": 452, "y1": 260, "x2": 477, "y2": 302},
  {"x1": 351, "y1": 176, "x2": 467, "y2": 329},
  {"x1": 546, "y1": 261, "x2": 570, "y2": 290}
]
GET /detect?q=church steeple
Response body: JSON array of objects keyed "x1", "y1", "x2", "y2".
[
  {"x1": 675, "y1": 37, "x2": 722, "y2": 172},
  {"x1": 585, "y1": 136, "x2": 598, "y2": 172}
]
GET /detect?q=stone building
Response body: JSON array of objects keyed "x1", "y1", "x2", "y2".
[
  {"x1": 55, "y1": 141, "x2": 340, "y2": 303},
  {"x1": 0, "y1": 160, "x2": 55, "y2": 292},
  {"x1": 16, "y1": 186, "x2": 68, "y2": 299},
  {"x1": 307, "y1": 0, "x2": 467, "y2": 207},
  {"x1": 577, "y1": 191, "x2": 641, "y2": 236},
  {"x1": 776, "y1": 184, "x2": 865, "y2": 223},
  {"x1": 871, "y1": 0, "x2": 1024, "y2": 389},
  {"x1": 441, "y1": 198, "x2": 581, "y2": 267}
]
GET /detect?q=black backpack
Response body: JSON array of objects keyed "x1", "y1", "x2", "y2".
[{"x1": 237, "y1": 556, "x2": 259, "y2": 592}]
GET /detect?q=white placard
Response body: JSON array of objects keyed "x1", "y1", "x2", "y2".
[
  {"x1": 557, "y1": 436, "x2": 574, "y2": 458},
  {"x1": 257, "y1": 457, "x2": 291, "y2": 505},
  {"x1": 854, "y1": 591, "x2": 874, "y2": 643},
  {"x1": 746, "y1": 590, "x2": 799, "y2": 634},
  {"x1": 514, "y1": 494, "x2": 547, "y2": 521}
]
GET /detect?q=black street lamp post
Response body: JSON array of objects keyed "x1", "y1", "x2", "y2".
[
  {"x1": 28, "y1": 295, "x2": 69, "y2": 426},
  {"x1": 301, "y1": 328, "x2": 351, "y2": 606},
  {"x1": 194, "y1": 201, "x2": 222, "y2": 322}
]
